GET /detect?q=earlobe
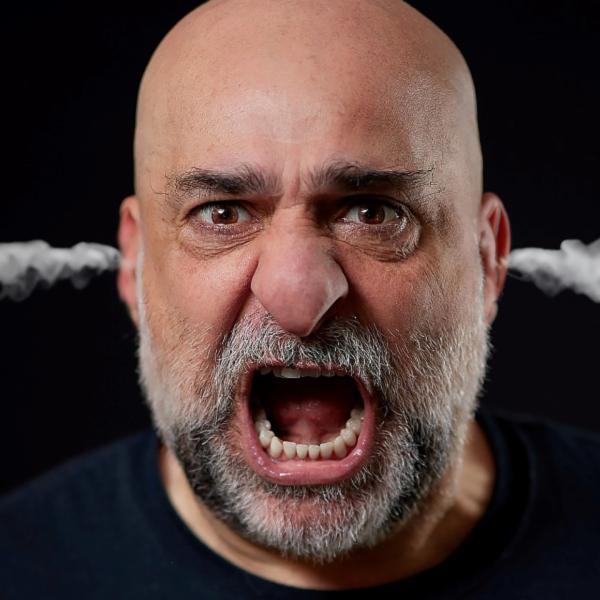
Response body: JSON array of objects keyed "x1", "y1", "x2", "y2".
[
  {"x1": 479, "y1": 192, "x2": 511, "y2": 324},
  {"x1": 117, "y1": 195, "x2": 142, "y2": 327}
]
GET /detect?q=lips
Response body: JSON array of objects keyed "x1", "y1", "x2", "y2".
[{"x1": 238, "y1": 363, "x2": 376, "y2": 486}]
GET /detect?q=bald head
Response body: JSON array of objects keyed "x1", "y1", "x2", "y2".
[{"x1": 133, "y1": 0, "x2": 481, "y2": 208}]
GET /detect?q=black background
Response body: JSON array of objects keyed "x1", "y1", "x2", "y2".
[{"x1": 1, "y1": 0, "x2": 599, "y2": 494}]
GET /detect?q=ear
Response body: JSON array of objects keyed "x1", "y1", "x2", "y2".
[
  {"x1": 117, "y1": 195, "x2": 142, "y2": 327},
  {"x1": 479, "y1": 192, "x2": 511, "y2": 324}
]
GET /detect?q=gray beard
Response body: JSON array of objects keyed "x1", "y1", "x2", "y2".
[{"x1": 138, "y1": 302, "x2": 489, "y2": 563}]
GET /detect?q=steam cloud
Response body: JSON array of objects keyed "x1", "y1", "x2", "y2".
[
  {"x1": 508, "y1": 238, "x2": 600, "y2": 303},
  {"x1": 0, "y1": 241, "x2": 121, "y2": 301},
  {"x1": 1, "y1": 238, "x2": 599, "y2": 303}
]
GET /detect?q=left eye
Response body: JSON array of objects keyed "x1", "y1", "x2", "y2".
[
  {"x1": 193, "y1": 203, "x2": 251, "y2": 225},
  {"x1": 341, "y1": 202, "x2": 403, "y2": 225}
]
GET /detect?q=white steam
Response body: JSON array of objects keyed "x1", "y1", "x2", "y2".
[
  {"x1": 0, "y1": 241, "x2": 121, "y2": 301},
  {"x1": 509, "y1": 239, "x2": 600, "y2": 302}
]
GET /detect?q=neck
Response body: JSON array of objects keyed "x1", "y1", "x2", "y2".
[{"x1": 158, "y1": 418, "x2": 495, "y2": 590}]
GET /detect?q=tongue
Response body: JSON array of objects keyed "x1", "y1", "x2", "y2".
[{"x1": 259, "y1": 376, "x2": 359, "y2": 444}]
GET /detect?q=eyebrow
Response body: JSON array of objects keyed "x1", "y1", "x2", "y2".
[
  {"x1": 163, "y1": 160, "x2": 434, "y2": 207},
  {"x1": 167, "y1": 164, "x2": 280, "y2": 198},
  {"x1": 307, "y1": 161, "x2": 434, "y2": 193}
]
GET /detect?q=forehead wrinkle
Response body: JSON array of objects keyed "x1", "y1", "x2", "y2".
[
  {"x1": 156, "y1": 159, "x2": 446, "y2": 221},
  {"x1": 164, "y1": 160, "x2": 436, "y2": 199}
]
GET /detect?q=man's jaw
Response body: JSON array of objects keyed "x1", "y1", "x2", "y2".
[{"x1": 238, "y1": 362, "x2": 376, "y2": 486}]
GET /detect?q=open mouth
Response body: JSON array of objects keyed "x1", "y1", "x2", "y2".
[{"x1": 239, "y1": 364, "x2": 376, "y2": 486}]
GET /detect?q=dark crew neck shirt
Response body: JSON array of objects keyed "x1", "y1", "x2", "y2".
[{"x1": 1, "y1": 408, "x2": 599, "y2": 598}]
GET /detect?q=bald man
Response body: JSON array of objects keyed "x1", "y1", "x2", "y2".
[{"x1": 2, "y1": 1, "x2": 599, "y2": 597}]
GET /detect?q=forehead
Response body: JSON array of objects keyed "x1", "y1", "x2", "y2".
[
  {"x1": 135, "y1": 3, "x2": 474, "y2": 199},
  {"x1": 146, "y1": 70, "x2": 458, "y2": 189}
]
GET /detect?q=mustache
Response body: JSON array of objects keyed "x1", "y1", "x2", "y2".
[
  {"x1": 140, "y1": 311, "x2": 411, "y2": 445},
  {"x1": 215, "y1": 314, "x2": 396, "y2": 390},
  {"x1": 183, "y1": 314, "x2": 399, "y2": 430}
]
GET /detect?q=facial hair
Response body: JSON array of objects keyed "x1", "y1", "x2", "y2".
[{"x1": 137, "y1": 290, "x2": 490, "y2": 564}]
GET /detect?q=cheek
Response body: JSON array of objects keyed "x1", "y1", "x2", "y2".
[
  {"x1": 142, "y1": 240, "x2": 258, "y2": 347},
  {"x1": 341, "y1": 240, "x2": 482, "y2": 334},
  {"x1": 348, "y1": 265, "x2": 439, "y2": 334}
]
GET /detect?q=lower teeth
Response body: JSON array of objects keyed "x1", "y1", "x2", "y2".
[{"x1": 255, "y1": 408, "x2": 364, "y2": 460}]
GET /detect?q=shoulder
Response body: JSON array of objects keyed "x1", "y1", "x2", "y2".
[
  {"x1": 483, "y1": 408, "x2": 600, "y2": 501},
  {"x1": 0, "y1": 430, "x2": 154, "y2": 517},
  {"x1": 508, "y1": 412, "x2": 600, "y2": 518},
  {"x1": 488, "y1": 408, "x2": 600, "y2": 469},
  {"x1": 483, "y1": 409, "x2": 600, "y2": 546},
  {"x1": 475, "y1": 409, "x2": 600, "y2": 593},
  {"x1": 0, "y1": 430, "x2": 157, "y2": 593}
]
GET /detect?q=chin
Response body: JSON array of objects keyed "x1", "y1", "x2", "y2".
[{"x1": 175, "y1": 424, "x2": 425, "y2": 564}]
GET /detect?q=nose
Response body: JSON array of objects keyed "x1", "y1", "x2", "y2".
[{"x1": 250, "y1": 231, "x2": 348, "y2": 337}]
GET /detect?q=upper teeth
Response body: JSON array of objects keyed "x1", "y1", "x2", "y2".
[
  {"x1": 259, "y1": 366, "x2": 339, "y2": 379},
  {"x1": 255, "y1": 407, "x2": 365, "y2": 461}
]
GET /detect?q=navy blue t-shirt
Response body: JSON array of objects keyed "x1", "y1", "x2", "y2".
[{"x1": 1, "y1": 409, "x2": 599, "y2": 598}]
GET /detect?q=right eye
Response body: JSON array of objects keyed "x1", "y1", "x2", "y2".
[{"x1": 192, "y1": 202, "x2": 251, "y2": 225}]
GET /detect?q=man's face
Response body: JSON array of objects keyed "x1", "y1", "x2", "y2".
[{"x1": 125, "y1": 9, "x2": 495, "y2": 562}]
